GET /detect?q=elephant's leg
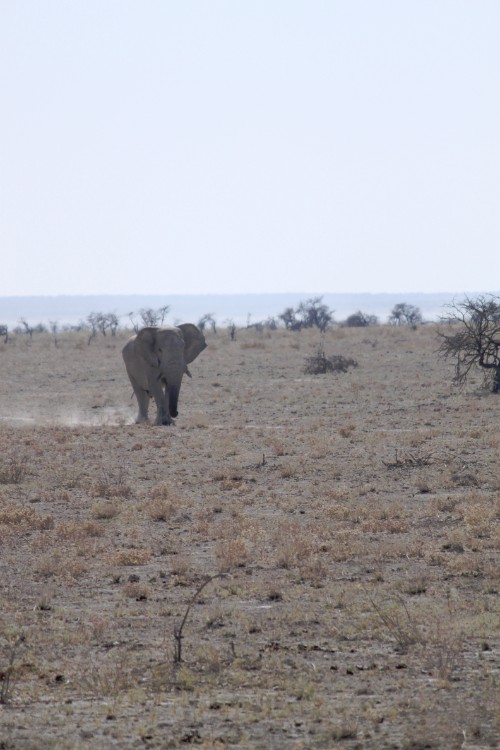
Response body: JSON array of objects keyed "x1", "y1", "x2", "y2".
[
  {"x1": 129, "y1": 376, "x2": 150, "y2": 423},
  {"x1": 149, "y1": 380, "x2": 171, "y2": 425}
]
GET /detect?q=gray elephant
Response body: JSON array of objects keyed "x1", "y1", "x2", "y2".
[{"x1": 122, "y1": 324, "x2": 207, "y2": 425}]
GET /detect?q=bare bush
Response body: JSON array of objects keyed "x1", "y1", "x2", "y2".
[
  {"x1": 343, "y1": 310, "x2": 379, "y2": 327},
  {"x1": 304, "y1": 346, "x2": 358, "y2": 375},
  {"x1": 438, "y1": 295, "x2": 500, "y2": 392}
]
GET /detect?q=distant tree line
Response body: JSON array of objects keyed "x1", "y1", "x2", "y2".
[
  {"x1": 0, "y1": 298, "x2": 427, "y2": 344},
  {"x1": 4, "y1": 293, "x2": 499, "y2": 397},
  {"x1": 1, "y1": 306, "x2": 173, "y2": 344}
]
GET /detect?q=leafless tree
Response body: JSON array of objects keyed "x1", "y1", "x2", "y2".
[
  {"x1": 0, "y1": 324, "x2": 8, "y2": 343},
  {"x1": 133, "y1": 306, "x2": 170, "y2": 328},
  {"x1": 278, "y1": 306, "x2": 302, "y2": 330},
  {"x1": 437, "y1": 295, "x2": 500, "y2": 393},
  {"x1": 279, "y1": 297, "x2": 334, "y2": 332},
  {"x1": 127, "y1": 306, "x2": 175, "y2": 333},
  {"x1": 224, "y1": 319, "x2": 236, "y2": 340},
  {"x1": 389, "y1": 303, "x2": 422, "y2": 327},
  {"x1": 297, "y1": 297, "x2": 334, "y2": 332},
  {"x1": 139, "y1": 308, "x2": 157, "y2": 327},
  {"x1": 128, "y1": 312, "x2": 139, "y2": 333},
  {"x1": 106, "y1": 313, "x2": 119, "y2": 336},
  {"x1": 198, "y1": 313, "x2": 216, "y2": 333},
  {"x1": 18, "y1": 318, "x2": 34, "y2": 340},
  {"x1": 97, "y1": 315, "x2": 108, "y2": 336},
  {"x1": 49, "y1": 321, "x2": 59, "y2": 347},
  {"x1": 86, "y1": 312, "x2": 121, "y2": 342},
  {"x1": 264, "y1": 316, "x2": 278, "y2": 330},
  {"x1": 86, "y1": 312, "x2": 99, "y2": 342}
]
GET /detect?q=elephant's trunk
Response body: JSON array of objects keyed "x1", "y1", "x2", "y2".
[
  {"x1": 168, "y1": 382, "x2": 180, "y2": 418},
  {"x1": 162, "y1": 359, "x2": 185, "y2": 422}
]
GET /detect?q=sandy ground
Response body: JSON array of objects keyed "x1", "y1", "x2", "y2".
[{"x1": 0, "y1": 324, "x2": 498, "y2": 749}]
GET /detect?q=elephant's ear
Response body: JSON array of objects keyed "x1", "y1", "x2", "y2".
[
  {"x1": 178, "y1": 323, "x2": 207, "y2": 364},
  {"x1": 135, "y1": 327, "x2": 160, "y2": 367}
]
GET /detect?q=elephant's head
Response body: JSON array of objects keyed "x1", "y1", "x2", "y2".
[{"x1": 131, "y1": 324, "x2": 206, "y2": 421}]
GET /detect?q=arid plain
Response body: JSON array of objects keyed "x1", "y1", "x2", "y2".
[{"x1": 0, "y1": 323, "x2": 498, "y2": 749}]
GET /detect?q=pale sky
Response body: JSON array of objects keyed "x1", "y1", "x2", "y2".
[{"x1": 1, "y1": 1, "x2": 499, "y2": 297}]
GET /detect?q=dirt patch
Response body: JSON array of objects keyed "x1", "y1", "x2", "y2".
[{"x1": 0, "y1": 326, "x2": 499, "y2": 748}]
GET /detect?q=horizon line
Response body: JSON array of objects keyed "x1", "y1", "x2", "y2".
[{"x1": 0, "y1": 290, "x2": 497, "y2": 299}]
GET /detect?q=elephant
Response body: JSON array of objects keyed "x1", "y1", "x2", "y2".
[{"x1": 122, "y1": 324, "x2": 207, "y2": 425}]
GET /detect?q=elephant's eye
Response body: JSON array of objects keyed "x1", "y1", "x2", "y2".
[{"x1": 158, "y1": 348, "x2": 162, "y2": 353}]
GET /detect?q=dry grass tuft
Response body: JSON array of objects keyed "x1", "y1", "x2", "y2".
[
  {"x1": 0, "y1": 453, "x2": 29, "y2": 484},
  {"x1": 112, "y1": 548, "x2": 152, "y2": 566},
  {"x1": 0, "y1": 505, "x2": 53, "y2": 530},
  {"x1": 35, "y1": 554, "x2": 87, "y2": 579},
  {"x1": 55, "y1": 520, "x2": 105, "y2": 539},
  {"x1": 215, "y1": 538, "x2": 251, "y2": 571},
  {"x1": 90, "y1": 500, "x2": 121, "y2": 519}
]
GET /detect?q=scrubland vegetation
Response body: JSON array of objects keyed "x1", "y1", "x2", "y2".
[{"x1": 0, "y1": 322, "x2": 498, "y2": 748}]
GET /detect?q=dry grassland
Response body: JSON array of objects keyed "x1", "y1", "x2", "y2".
[{"x1": 0, "y1": 324, "x2": 499, "y2": 749}]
